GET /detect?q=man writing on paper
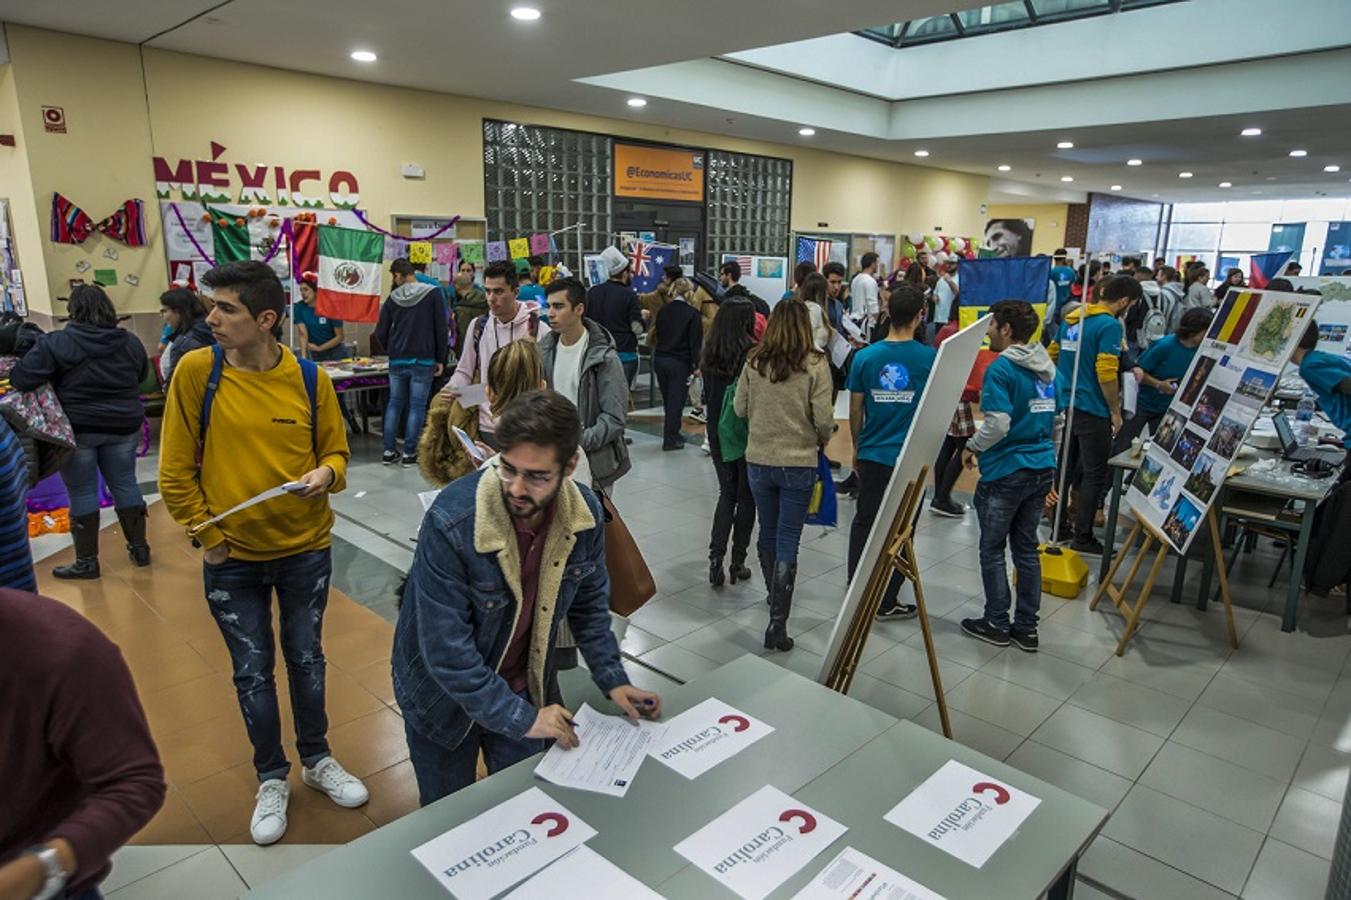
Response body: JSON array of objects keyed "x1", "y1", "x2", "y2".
[{"x1": 393, "y1": 390, "x2": 661, "y2": 805}]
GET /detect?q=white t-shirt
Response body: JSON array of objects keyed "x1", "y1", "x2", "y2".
[
  {"x1": 552, "y1": 330, "x2": 589, "y2": 405},
  {"x1": 850, "y1": 272, "x2": 880, "y2": 320},
  {"x1": 934, "y1": 274, "x2": 959, "y2": 324}
]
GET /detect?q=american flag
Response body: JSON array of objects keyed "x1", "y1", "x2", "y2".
[
  {"x1": 733, "y1": 255, "x2": 753, "y2": 276},
  {"x1": 796, "y1": 236, "x2": 832, "y2": 271}
]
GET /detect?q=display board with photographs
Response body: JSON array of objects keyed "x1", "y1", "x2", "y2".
[{"x1": 1127, "y1": 288, "x2": 1321, "y2": 553}]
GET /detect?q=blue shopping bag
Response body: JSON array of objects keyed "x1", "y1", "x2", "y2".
[{"x1": 805, "y1": 449, "x2": 838, "y2": 528}]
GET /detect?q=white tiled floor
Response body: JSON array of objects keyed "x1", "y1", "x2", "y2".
[{"x1": 105, "y1": 425, "x2": 1347, "y2": 899}]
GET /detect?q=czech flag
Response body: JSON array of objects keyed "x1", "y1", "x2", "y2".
[{"x1": 1249, "y1": 250, "x2": 1294, "y2": 289}]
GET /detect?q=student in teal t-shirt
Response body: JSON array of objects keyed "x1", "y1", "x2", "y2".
[
  {"x1": 845, "y1": 284, "x2": 936, "y2": 619},
  {"x1": 1112, "y1": 307, "x2": 1212, "y2": 455},
  {"x1": 1293, "y1": 320, "x2": 1351, "y2": 450},
  {"x1": 293, "y1": 278, "x2": 347, "y2": 361},
  {"x1": 960, "y1": 300, "x2": 1057, "y2": 651}
]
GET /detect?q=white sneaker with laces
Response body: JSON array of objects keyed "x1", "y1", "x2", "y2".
[
  {"x1": 250, "y1": 778, "x2": 290, "y2": 846},
  {"x1": 302, "y1": 756, "x2": 369, "y2": 808}
]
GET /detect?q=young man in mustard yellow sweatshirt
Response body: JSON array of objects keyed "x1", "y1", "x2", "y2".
[{"x1": 159, "y1": 261, "x2": 367, "y2": 847}]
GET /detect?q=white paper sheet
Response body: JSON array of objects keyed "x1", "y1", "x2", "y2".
[
  {"x1": 533, "y1": 703, "x2": 666, "y2": 797},
  {"x1": 418, "y1": 489, "x2": 440, "y2": 512},
  {"x1": 792, "y1": 847, "x2": 946, "y2": 900},
  {"x1": 188, "y1": 483, "x2": 292, "y2": 535},
  {"x1": 828, "y1": 331, "x2": 852, "y2": 368},
  {"x1": 840, "y1": 316, "x2": 865, "y2": 342},
  {"x1": 833, "y1": 390, "x2": 851, "y2": 421},
  {"x1": 675, "y1": 785, "x2": 847, "y2": 900},
  {"x1": 410, "y1": 787, "x2": 595, "y2": 899},
  {"x1": 504, "y1": 846, "x2": 662, "y2": 899},
  {"x1": 456, "y1": 382, "x2": 488, "y2": 408},
  {"x1": 648, "y1": 697, "x2": 774, "y2": 779},
  {"x1": 884, "y1": 760, "x2": 1040, "y2": 868}
]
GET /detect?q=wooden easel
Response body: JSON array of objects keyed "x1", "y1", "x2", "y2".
[
  {"x1": 1090, "y1": 509, "x2": 1239, "y2": 656},
  {"x1": 824, "y1": 466, "x2": 953, "y2": 739}
]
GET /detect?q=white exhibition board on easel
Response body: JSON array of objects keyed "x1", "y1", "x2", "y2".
[
  {"x1": 1289, "y1": 276, "x2": 1351, "y2": 357},
  {"x1": 721, "y1": 253, "x2": 789, "y2": 307},
  {"x1": 817, "y1": 315, "x2": 991, "y2": 683}
]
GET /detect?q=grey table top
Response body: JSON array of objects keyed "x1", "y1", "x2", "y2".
[
  {"x1": 246, "y1": 655, "x2": 1107, "y2": 899},
  {"x1": 1109, "y1": 445, "x2": 1337, "y2": 502}
]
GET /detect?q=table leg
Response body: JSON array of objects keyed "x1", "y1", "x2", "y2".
[
  {"x1": 1284, "y1": 500, "x2": 1315, "y2": 633},
  {"x1": 1047, "y1": 855, "x2": 1079, "y2": 900},
  {"x1": 1100, "y1": 466, "x2": 1124, "y2": 585}
]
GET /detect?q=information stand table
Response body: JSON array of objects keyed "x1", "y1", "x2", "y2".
[{"x1": 245, "y1": 655, "x2": 1107, "y2": 899}]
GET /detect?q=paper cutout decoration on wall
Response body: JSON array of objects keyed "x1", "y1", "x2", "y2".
[
  {"x1": 102, "y1": 247, "x2": 118, "y2": 260},
  {"x1": 461, "y1": 242, "x2": 485, "y2": 265},
  {"x1": 508, "y1": 237, "x2": 529, "y2": 260},
  {"x1": 433, "y1": 243, "x2": 457, "y2": 265},
  {"x1": 408, "y1": 241, "x2": 433, "y2": 265},
  {"x1": 383, "y1": 236, "x2": 408, "y2": 262},
  {"x1": 529, "y1": 232, "x2": 551, "y2": 256},
  {"x1": 486, "y1": 241, "x2": 508, "y2": 262},
  {"x1": 74, "y1": 260, "x2": 91, "y2": 273},
  {"x1": 49, "y1": 194, "x2": 148, "y2": 247},
  {"x1": 124, "y1": 274, "x2": 139, "y2": 286}
]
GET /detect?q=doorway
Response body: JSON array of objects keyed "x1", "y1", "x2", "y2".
[{"x1": 613, "y1": 200, "x2": 704, "y2": 275}]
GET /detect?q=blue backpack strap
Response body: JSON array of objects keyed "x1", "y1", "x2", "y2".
[
  {"x1": 198, "y1": 344, "x2": 226, "y2": 446},
  {"x1": 298, "y1": 357, "x2": 319, "y2": 447}
]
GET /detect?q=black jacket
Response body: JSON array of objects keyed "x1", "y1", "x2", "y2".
[
  {"x1": 723, "y1": 284, "x2": 770, "y2": 318},
  {"x1": 374, "y1": 282, "x2": 449, "y2": 365},
  {"x1": 11, "y1": 323, "x2": 148, "y2": 434},
  {"x1": 585, "y1": 281, "x2": 644, "y2": 355},
  {"x1": 654, "y1": 299, "x2": 703, "y2": 370},
  {"x1": 165, "y1": 320, "x2": 214, "y2": 384}
]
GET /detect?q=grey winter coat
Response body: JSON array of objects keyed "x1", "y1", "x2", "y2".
[{"x1": 538, "y1": 320, "x2": 631, "y2": 490}]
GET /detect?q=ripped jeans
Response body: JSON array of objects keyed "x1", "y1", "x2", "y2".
[{"x1": 204, "y1": 548, "x2": 333, "y2": 782}]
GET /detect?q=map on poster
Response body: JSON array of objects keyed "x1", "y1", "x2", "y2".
[{"x1": 1127, "y1": 288, "x2": 1320, "y2": 553}]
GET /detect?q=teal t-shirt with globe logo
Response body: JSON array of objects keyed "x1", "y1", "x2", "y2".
[{"x1": 846, "y1": 339, "x2": 937, "y2": 466}]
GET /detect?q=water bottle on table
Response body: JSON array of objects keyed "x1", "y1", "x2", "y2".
[{"x1": 1295, "y1": 388, "x2": 1317, "y2": 444}]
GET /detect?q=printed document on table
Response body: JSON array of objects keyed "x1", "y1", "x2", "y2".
[
  {"x1": 648, "y1": 697, "x2": 774, "y2": 779},
  {"x1": 884, "y1": 759, "x2": 1040, "y2": 868},
  {"x1": 456, "y1": 382, "x2": 488, "y2": 408},
  {"x1": 533, "y1": 702, "x2": 666, "y2": 797},
  {"x1": 674, "y1": 785, "x2": 847, "y2": 900},
  {"x1": 792, "y1": 846, "x2": 946, "y2": 900},
  {"x1": 410, "y1": 786, "x2": 595, "y2": 899},
  {"x1": 504, "y1": 846, "x2": 662, "y2": 899}
]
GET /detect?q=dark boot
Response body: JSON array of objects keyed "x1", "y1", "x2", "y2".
[
  {"x1": 116, "y1": 504, "x2": 151, "y2": 567},
  {"x1": 53, "y1": 513, "x2": 101, "y2": 580},
  {"x1": 709, "y1": 553, "x2": 725, "y2": 588},
  {"x1": 757, "y1": 547, "x2": 774, "y2": 605},
  {"x1": 764, "y1": 560, "x2": 797, "y2": 652},
  {"x1": 729, "y1": 548, "x2": 752, "y2": 584}
]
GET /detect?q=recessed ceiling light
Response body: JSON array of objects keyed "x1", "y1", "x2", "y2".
[
  {"x1": 798, "y1": 127, "x2": 815, "y2": 137},
  {"x1": 1325, "y1": 165, "x2": 1341, "y2": 172},
  {"x1": 349, "y1": 50, "x2": 377, "y2": 62},
  {"x1": 1057, "y1": 141, "x2": 1074, "y2": 149},
  {"x1": 1219, "y1": 181, "x2": 1232, "y2": 188},
  {"x1": 626, "y1": 97, "x2": 647, "y2": 108},
  {"x1": 510, "y1": 6, "x2": 541, "y2": 20},
  {"x1": 913, "y1": 150, "x2": 930, "y2": 158},
  {"x1": 1110, "y1": 185, "x2": 1122, "y2": 191},
  {"x1": 1179, "y1": 172, "x2": 1193, "y2": 178},
  {"x1": 1240, "y1": 127, "x2": 1262, "y2": 137},
  {"x1": 1126, "y1": 159, "x2": 1143, "y2": 166},
  {"x1": 997, "y1": 164, "x2": 1011, "y2": 172},
  {"x1": 1290, "y1": 149, "x2": 1308, "y2": 157},
  {"x1": 1060, "y1": 176, "x2": 1074, "y2": 183}
]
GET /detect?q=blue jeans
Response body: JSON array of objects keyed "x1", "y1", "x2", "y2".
[
  {"x1": 383, "y1": 363, "x2": 436, "y2": 454},
  {"x1": 60, "y1": 431, "x2": 143, "y2": 517},
  {"x1": 747, "y1": 463, "x2": 816, "y2": 564},
  {"x1": 404, "y1": 697, "x2": 546, "y2": 806},
  {"x1": 204, "y1": 548, "x2": 333, "y2": 782},
  {"x1": 974, "y1": 468, "x2": 1055, "y2": 632}
]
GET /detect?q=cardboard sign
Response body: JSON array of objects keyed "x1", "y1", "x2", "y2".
[
  {"x1": 648, "y1": 697, "x2": 773, "y2": 779},
  {"x1": 884, "y1": 760, "x2": 1040, "y2": 868},
  {"x1": 675, "y1": 785, "x2": 847, "y2": 900}
]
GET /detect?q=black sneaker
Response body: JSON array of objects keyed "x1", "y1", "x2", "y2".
[
  {"x1": 661, "y1": 442, "x2": 685, "y2": 451},
  {"x1": 402, "y1": 453, "x2": 418, "y2": 468},
  {"x1": 929, "y1": 498, "x2": 965, "y2": 518},
  {"x1": 1070, "y1": 537, "x2": 1106, "y2": 556},
  {"x1": 1009, "y1": 629, "x2": 1040, "y2": 653},
  {"x1": 382, "y1": 451, "x2": 398, "y2": 465},
  {"x1": 876, "y1": 601, "x2": 918, "y2": 620},
  {"x1": 960, "y1": 617, "x2": 1011, "y2": 647}
]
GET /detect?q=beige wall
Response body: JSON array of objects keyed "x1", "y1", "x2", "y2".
[
  {"x1": 0, "y1": 62, "x2": 49, "y2": 313},
  {"x1": 5, "y1": 24, "x2": 991, "y2": 318},
  {"x1": 985, "y1": 203, "x2": 1069, "y2": 257}
]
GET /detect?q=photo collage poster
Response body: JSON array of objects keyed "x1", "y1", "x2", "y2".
[{"x1": 1127, "y1": 288, "x2": 1320, "y2": 553}]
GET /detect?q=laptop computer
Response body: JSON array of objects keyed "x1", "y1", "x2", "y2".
[{"x1": 1272, "y1": 411, "x2": 1345, "y2": 464}]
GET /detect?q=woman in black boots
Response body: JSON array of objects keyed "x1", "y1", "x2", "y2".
[
  {"x1": 12, "y1": 285, "x2": 152, "y2": 578},
  {"x1": 701, "y1": 299, "x2": 758, "y2": 589}
]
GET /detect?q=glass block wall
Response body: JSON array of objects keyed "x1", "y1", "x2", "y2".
[{"x1": 705, "y1": 150, "x2": 794, "y2": 271}]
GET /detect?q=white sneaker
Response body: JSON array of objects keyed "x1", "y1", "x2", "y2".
[
  {"x1": 302, "y1": 756, "x2": 369, "y2": 809},
  {"x1": 250, "y1": 779, "x2": 290, "y2": 846}
]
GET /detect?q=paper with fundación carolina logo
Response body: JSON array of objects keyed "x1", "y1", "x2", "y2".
[{"x1": 647, "y1": 697, "x2": 774, "y2": 779}]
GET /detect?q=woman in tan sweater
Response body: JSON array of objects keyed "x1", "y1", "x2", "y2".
[{"x1": 734, "y1": 300, "x2": 834, "y2": 651}]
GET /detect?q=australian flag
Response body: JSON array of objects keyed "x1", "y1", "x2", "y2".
[
  {"x1": 628, "y1": 241, "x2": 677, "y2": 293},
  {"x1": 1249, "y1": 250, "x2": 1294, "y2": 289}
]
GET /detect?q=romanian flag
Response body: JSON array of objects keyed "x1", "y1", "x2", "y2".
[
  {"x1": 316, "y1": 225, "x2": 385, "y2": 322},
  {"x1": 1208, "y1": 290, "x2": 1260, "y2": 344},
  {"x1": 1249, "y1": 251, "x2": 1294, "y2": 289}
]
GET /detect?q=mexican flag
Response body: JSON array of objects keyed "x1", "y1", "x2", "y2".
[
  {"x1": 316, "y1": 225, "x2": 384, "y2": 322},
  {"x1": 208, "y1": 207, "x2": 289, "y2": 283}
]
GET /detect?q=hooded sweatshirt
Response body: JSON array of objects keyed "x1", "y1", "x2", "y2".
[
  {"x1": 1048, "y1": 303, "x2": 1122, "y2": 419},
  {"x1": 968, "y1": 342, "x2": 1058, "y2": 484},
  {"x1": 11, "y1": 323, "x2": 148, "y2": 434},
  {"x1": 452, "y1": 286, "x2": 489, "y2": 356},
  {"x1": 448, "y1": 301, "x2": 541, "y2": 432},
  {"x1": 374, "y1": 281, "x2": 449, "y2": 367},
  {"x1": 165, "y1": 319, "x2": 215, "y2": 384}
]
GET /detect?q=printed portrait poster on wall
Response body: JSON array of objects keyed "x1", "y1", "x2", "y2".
[
  {"x1": 614, "y1": 143, "x2": 705, "y2": 203},
  {"x1": 1127, "y1": 288, "x2": 1320, "y2": 553},
  {"x1": 982, "y1": 218, "x2": 1035, "y2": 258}
]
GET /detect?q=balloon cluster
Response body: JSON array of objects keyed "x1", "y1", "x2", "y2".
[{"x1": 899, "y1": 232, "x2": 978, "y2": 266}]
